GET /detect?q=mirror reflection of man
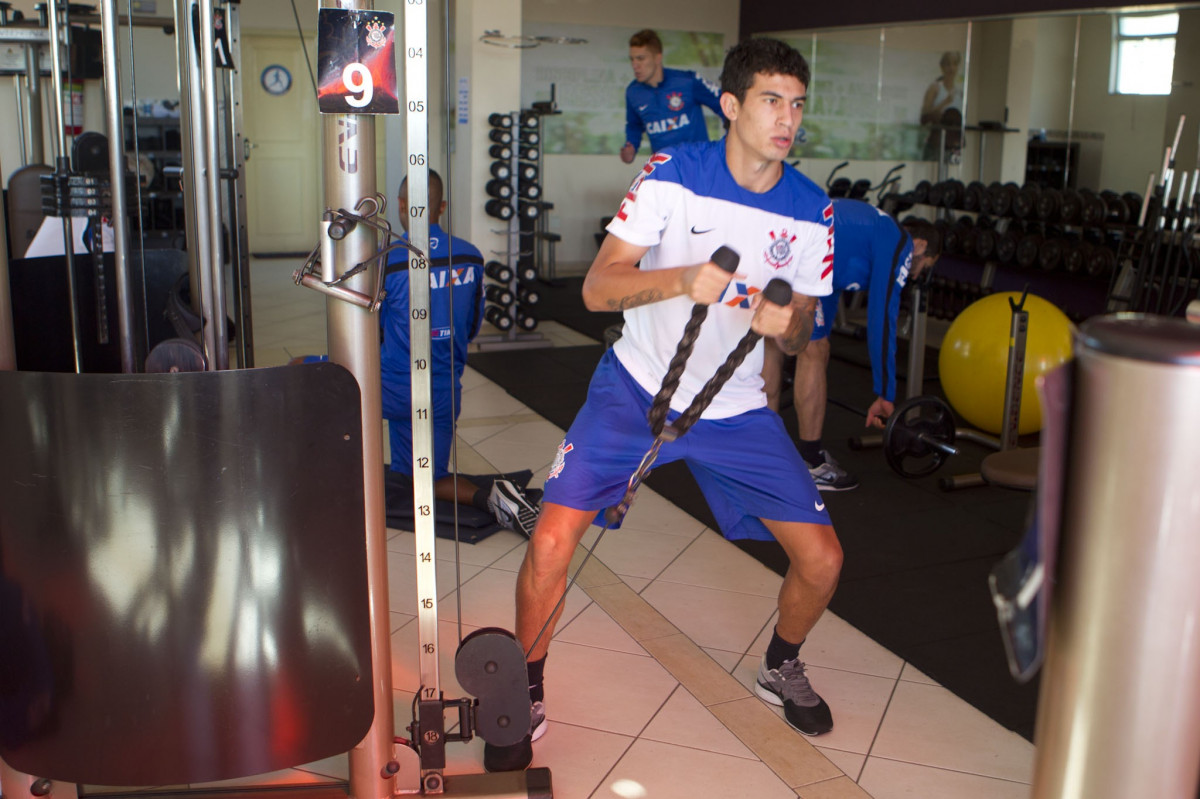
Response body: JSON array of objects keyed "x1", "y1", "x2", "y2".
[{"x1": 620, "y1": 28, "x2": 726, "y2": 164}]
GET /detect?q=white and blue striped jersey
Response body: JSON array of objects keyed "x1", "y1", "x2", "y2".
[{"x1": 606, "y1": 139, "x2": 834, "y2": 419}]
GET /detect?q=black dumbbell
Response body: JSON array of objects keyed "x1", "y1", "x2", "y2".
[
  {"x1": 486, "y1": 179, "x2": 513, "y2": 200},
  {"x1": 516, "y1": 310, "x2": 538, "y2": 331},
  {"x1": 485, "y1": 305, "x2": 513, "y2": 331},
  {"x1": 1078, "y1": 189, "x2": 1107, "y2": 227},
  {"x1": 975, "y1": 227, "x2": 997, "y2": 261},
  {"x1": 1016, "y1": 232, "x2": 1043, "y2": 267},
  {"x1": 518, "y1": 285, "x2": 540, "y2": 305},
  {"x1": 489, "y1": 144, "x2": 512, "y2": 160},
  {"x1": 519, "y1": 130, "x2": 540, "y2": 145},
  {"x1": 489, "y1": 129, "x2": 512, "y2": 144},
  {"x1": 987, "y1": 182, "x2": 1014, "y2": 217},
  {"x1": 912, "y1": 180, "x2": 931, "y2": 204},
  {"x1": 519, "y1": 146, "x2": 539, "y2": 161},
  {"x1": 518, "y1": 163, "x2": 538, "y2": 181},
  {"x1": 485, "y1": 199, "x2": 514, "y2": 220},
  {"x1": 516, "y1": 263, "x2": 538, "y2": 282},
  {"x1": 517, "y1": 180, "x2": 541, "y2": 200},
  {"x1": 941, "y1": 179, "x2": 965, "y2": 209},
  {"x1": 1038, "y1": 236, "x2": 1065, "y2": 271},
  {"x1": 485, "y1": 284, "x2": 514, "y2": 305},
  {"x1": 490, "y1": 161, "x2": 512, "y2": 180},
  {"x1": 1086, "y1": 245, "x2": 1115, "y2": 278},
  {"x1": 1059, "y1": 188, "x2": 1082, "y2": 224},
  {"x1": 1064, "y1": 241, "x2": 1090, "y2": 274},
  {"x1": 1013, "y1": 183, "x2": 1041, "y2": 219},
  {"x1": 488, "y1": 113, "x2": 513, "y2": 128},
  {"x1": 963, "y1": 181, "x2": 986, "y2": 212},
  {"x1": 518, "y1": 201, "x2": 540, "y2": 220},
  {"x1": 484, "y1": 261, "x2": 513, "y2": 282}
]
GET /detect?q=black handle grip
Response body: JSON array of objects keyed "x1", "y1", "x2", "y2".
[
  {"x1": 761, "y1": 278, "x2": 792, "y2": 307},
  {"x1": 711, "y1": 245, "x2": 740, "y2": 273}
]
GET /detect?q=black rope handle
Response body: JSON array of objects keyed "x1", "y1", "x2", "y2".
[
  {"x1": 605, "y1": 277, "x2": 794, "y2": 526},
  {"x1": 669, "y1": 278, "x2": 794, "y2": 437},
  {"x1": 647, "y1": 245, "x2": 740, "y2": 437}
]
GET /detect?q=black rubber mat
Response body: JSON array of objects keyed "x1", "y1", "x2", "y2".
[{"x1": 469, "y1": 332, "x2": 1040, "y2": 740}]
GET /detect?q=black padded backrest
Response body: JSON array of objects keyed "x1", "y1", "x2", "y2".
[{"x1": 0, "y1": 363, "x2": 374, "y2": 786}]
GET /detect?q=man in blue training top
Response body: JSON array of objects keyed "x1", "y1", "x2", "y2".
[
  {"x1": 383, "y1": 170, "x2": 540, "y2": 536},
  {"x1": 763, "y1": 199, "x2": 940, "y2": 491},
  {"x1": 619, "y1": 28, "x2": 726, "y2": 164}
]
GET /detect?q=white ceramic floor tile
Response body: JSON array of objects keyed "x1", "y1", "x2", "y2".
[
  {"x1": 458, "y1": 385, "x2": 532, "y2": 420},
  {"x1": 732, "y1": 656, "x2": 895, "y2": 755},
  {"x1": 555, "y1": 602, "x2": 648, "y2": 656},
  {"x1": 657, "y1": 532, "x2": 785, "y2": 597},
  {"x1": 595, "y1": 738, "x2": 797, "y2": 799},
  {"x1": 528, "y1": 723, "x2": 635, "y2": 799},
  {"x1": 703, "y1": 646, "x2": 743, "y2": 673},
  {"x1": 859, "y1": 756, "x2": 1032, "y2": 799},
  {"x1": 620, "y1": 575, "x2": 650, "y2": 593},
  {"x1": 871, "y1": 680, "x2": 1035, "y2": 782},
  {"x1": 583, "y1": 526, "x2": 697, "y2": 581},
  {"x1": 386, "y1": 525, "x2": 526, "y2": 567},
  {"x1": 469, "y1": 418, "x2": 564, "y2": 474},
  {"x1": 816, "y1": 746, "x2": 866, "y2": 782},
  {"x1": 542, "y1": 641, "x2": 677, "y2": 737},
  {"x1": 455, "y1": 420, "x2": 513, "y2": 447},
  {"x1": 387, "y1": 547, "x2": 484, "y2": 611},
  {"x1": 618, "y1": 489, "x2": 710, "y2": 536},
  {"x1": 455, "y1": 565, "x2": 590, "y2": 632},
  {"x1": 641, "y1": 579, "x2": 779, "y2": 653},
  {"x1": 748, "y1": 610, "x2": 905, "y2": 680},
  {"x1": 640, "y1": 686, "x2": 757, "y2": 759}
]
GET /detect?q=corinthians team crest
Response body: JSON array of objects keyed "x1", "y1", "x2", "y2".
[
  {"x1": 667, "y1": 91, "x2": 684, "y2": 111},
  {"x1": 364, "y1": 17, "x2": 387, "y2": 49},
  {"x1": 764, "y1": 229, "x2": 796, "y2": 270}
]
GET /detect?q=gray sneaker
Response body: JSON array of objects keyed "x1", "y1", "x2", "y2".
[
  {"x1": 530, "y1": 700, "x2": 547, "y2": 742},
  {"x1": 488, "y1": 479, "x2": 540, "y2": 538},
  {"x1": 809, "y1": 450, "x2": 859, "y2": 492},
  {"x1": 754, "y1": 656, "x2": 833, "y2": 736}
]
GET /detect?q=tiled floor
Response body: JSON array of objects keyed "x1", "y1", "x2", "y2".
[{"x1": 174, "y1": 258, "x2": 1036, "y2": 798}]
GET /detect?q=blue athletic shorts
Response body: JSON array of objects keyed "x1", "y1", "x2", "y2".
[
  {"x1": 383, "y1": 377, "x2": 459, "y2": 480},
  {"x1": 543, "y1": 349, "x2": 830, "y2": 541}
]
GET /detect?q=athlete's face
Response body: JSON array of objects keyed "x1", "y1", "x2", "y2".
[
  {"x1": 629, "y1": 46, "x2": 663, "y2": 85},
  {"x1": 723, "y1": 72, "x2": 806, "y2": 164},
  {"x1": 911, "y1": 238, "x2": 939, "y2": 278}
]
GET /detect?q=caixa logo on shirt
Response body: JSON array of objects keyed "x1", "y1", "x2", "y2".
[{"x1": 429, "y1": 266, "x2": 476, "y2": 289}]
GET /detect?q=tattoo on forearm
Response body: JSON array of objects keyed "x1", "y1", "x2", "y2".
[
  {"x1": 607, "y1": 288, "x2": 664, "y2": 311},
  {"x1": 779, "y1": 298, "x2": 817, "y2": 354}
]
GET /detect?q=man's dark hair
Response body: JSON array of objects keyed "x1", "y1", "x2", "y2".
[
  {"x1": 902, "y1": 218, "x2": 940, "y2": 258},
  {"x1": 629, "y1": 29, "x2": 662, "y2": 54},
  {"x1": 719, "y1": 38, "x2": 810, "y2": 102},
  {"x1": 399, "y1": 168, "x2": 444, "y2": 210}
]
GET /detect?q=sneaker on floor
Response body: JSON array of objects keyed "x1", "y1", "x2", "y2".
[
  {"x1": 530, "y1": 699, "x2": 547, "y2": 742},
  {"x1": 488, "y1": 479, "x2": 540, "y2": 538},
  {"x1": 754, "y1": 656, "x2": 833, "y2": 736},
  {"x1": 483, "y1": 701, "x2": 545, "y2": 772},
  {"x1": 808, "y1": 450, "x2": 859, "y2": 492}
]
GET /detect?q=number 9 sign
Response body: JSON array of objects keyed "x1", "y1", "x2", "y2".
[{"x1": 316, "y1": 8, "x2": 399, "y2": 115}]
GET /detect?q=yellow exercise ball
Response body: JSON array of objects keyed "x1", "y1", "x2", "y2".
[{"x1": 938, "y1": 291, "x2": 1074, "y2": 435}]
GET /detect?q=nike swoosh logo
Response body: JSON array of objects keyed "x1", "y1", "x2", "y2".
[
  {"x1": 691, "y1": 226, "x2": 714, "y2": 234},
  {"x1": 815, "y1": 501, "x2": 826, "y2": 511},
  {"x1": 638, "y1": 105, "x2": 648, "y2": 111}
]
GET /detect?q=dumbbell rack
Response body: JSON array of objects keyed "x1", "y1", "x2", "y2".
[
  {"x1": 476, "y1": 110, "x2": 546, "y2": 351},
  {"x1": 900, "y1": 178, "x2": 1140, "y2": 324}
]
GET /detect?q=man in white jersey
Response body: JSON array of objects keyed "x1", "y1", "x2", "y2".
[{"x1": 485, "y1": 38, "x2": 842, "y2": 772}]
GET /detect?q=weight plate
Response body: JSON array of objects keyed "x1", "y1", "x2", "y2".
[{"x1": 883, "y1": 396, "x2": 957, "y2": 478}]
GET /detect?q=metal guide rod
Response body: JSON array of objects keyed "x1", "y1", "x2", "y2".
[
  {"x1": 222, "y1": 2, "x2": 253, "y2": 368},
  {"x1": 199, "y1": 0, "x2": 228, "y2": 369},
  {"x1": 25, "y1": 44, "x2": 44, "y2": 165},
  {"x1": 172, "y1": 0, "x2": 200, "y2": 298},
  {"x1": 402, "y1": 0, "x2": 444, "y2": 785},
  {"x1": 174, "y1": 0, "x2": 216, "y2": 363},
  {"x1": 13, "y1": 74, "x2": 27, "y2": 165},
  {"x1": 317, "y1": 3, "x2": 394, "y2": 796},
  {"x1": 1064, "y1": 15, "x2": 1080, "y2": 189},
  {"x1": 47, "y1": 0, "x2": 83, "y2": 372},
  {"x1": 0, "y1": 146, "x2": 14, "y2": 370},
  {"x1": 99, "y1": 0, "x2": 138, "y2": 373}
]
